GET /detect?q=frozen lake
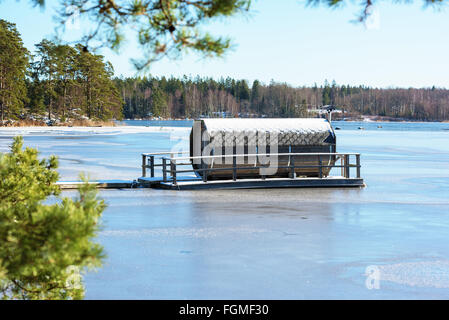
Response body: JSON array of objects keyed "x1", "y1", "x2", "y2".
[{"x1": 1, "y1": 120, "x2": 449, "y2": 299}]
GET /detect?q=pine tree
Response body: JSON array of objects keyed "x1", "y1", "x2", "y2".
[
  {"x1": 0, "y1": 136, "x2": 105, "y2": 299},
  {"x1": 31, "y1": 39, "x2": 59, "y2": 121},
  {"x1": 0, "y1": 20, "x2": 29, "y2": 122},
  {"x1": 76, "y1": 45, "x2": 123, "y2": 120},
  {"x1": 54, "y1": 45, "x2": 77, "y2": 120}
]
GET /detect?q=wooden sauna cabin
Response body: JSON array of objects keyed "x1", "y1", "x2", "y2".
[{"x1": 189, "y1": 118, "x2": 337, "y2": 180}]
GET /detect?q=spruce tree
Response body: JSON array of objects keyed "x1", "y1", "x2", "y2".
[{"x1": 151, "y1": 86, "x2": 168, "y2": 117}]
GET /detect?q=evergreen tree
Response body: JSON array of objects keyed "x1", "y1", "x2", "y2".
[
  {"x1": 0, "y1": 20, "x2": 29, "y2": 122},
  {"x1": 76, "y1": 45, "x2": 123, "y2": 120},
  {"x1": 251, "y1": 80, "x2": 261, "y2": 114},
  {"x1": 151, "y1": 86, "x2": 168, "y2": 117},
  {"x1": 322, "y1": 80, "x2": 331, "y2": 106},
  {"x1": 25, "y1": 79, "x2": 46, "y2": 115},
  {"x1": 238, "y1": 80, "x2": 250, "y2": 101},
  {"x1": 54, "y1": 45, "x2": 77, "y2": 120},
  {"x1": 31, "y1": 39, "x2": 59, "y2": 120},
  {"x1": 0, "y1": 136, "x2": 105, "y2": 299}
]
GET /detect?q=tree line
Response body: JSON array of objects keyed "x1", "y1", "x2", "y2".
[
  {"x1": 116, "y1": 77, "x2": 449, "y2": 121},
  {"x1": 114, "y1": 76, "x2": 309, "y2": 119}
]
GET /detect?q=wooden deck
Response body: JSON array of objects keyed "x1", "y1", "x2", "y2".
[
  {"x1": 58, "y1": 176, "x2": 364, "y2": 190},
  {"x1": 138, "y1": 175, "x2": 200, "y2": 186},
  {"x1": 56, "y1": 151, "x2": 365, "y2": 190},
  {"x1": 153, "y1": 176, "x2": 365, "y2": 190},
  {"x1": 138, "y1": 151, "x2": 365, "y2": 190}
]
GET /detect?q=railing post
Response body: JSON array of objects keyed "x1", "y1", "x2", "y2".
[
  {"x1": 150, "y1": 155, "x2": 155, "y2": 178},
  {"x1": 341, "y1": 155, "x2": 344, "y2": 177},
  {"x1": 318, "y1": 155, "x2": 323, "y2": 178},
  {"x1": 142, "y1": 154, "x2": 146, "y2": 177},
  {"x1": 356, "y1": 154, "x2": 361, "y2": 178},
  {"x1": 162, "y1": 158, "x2": 167, "y2": 182},
  {"x1": 202, "y1": 159, "x2": 208, "y2": 183},
  {"x1": 289, "y1": 154, "x2": 295, "y2": 179},
  {"x1": 232, "y1": 155, "x2": 237, "y2": 181},
  {"x1": 171, "y1": 160, "x2": 177, "y2": 185},
  {"x1": 344, "y1": 154, "x2": 350, "y2": 178}
]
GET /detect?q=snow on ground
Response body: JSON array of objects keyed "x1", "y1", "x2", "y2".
[{"x1": 0, "y1": 126, "x2": 190, "y2": 136}]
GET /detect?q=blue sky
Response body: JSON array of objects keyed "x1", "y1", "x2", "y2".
[{"x1": 1, "y1": 0, "x2": 449, "y2": 88}]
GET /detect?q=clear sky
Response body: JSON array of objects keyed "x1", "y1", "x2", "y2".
[{"x1": 1, "y1": 0, "x2": 449, "y2": 88}]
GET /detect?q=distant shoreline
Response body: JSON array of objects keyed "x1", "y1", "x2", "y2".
[
  {"x1": 1, "y1": 118, "x2": 448, "y2": 128},
  {"x1": 119, "y1": 117, "x2": 449, "y2": 123}
]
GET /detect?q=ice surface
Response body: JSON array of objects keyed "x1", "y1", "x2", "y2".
[{"x1": 1, "y1": 121, "x2": 449, "y2": 299}]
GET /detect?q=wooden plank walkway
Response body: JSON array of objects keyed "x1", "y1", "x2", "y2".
[{"x1": 56, "y1": 180, "x2": 136, "y2": 189}]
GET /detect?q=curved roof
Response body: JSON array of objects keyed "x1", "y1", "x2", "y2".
[{"x1": 197, "y1": 118, "x2": 335, "y2": 146}]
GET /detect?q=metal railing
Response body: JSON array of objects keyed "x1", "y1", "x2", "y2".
[
  {"x1": 142, "y1": 152, "x2": 361, "y2": 185},
  {"x1": 141, "y1": 151, "x2": 189, "y2": 178}
]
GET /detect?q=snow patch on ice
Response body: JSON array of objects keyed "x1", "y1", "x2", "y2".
[
  {"x1": 100, "y1": 226, "x2": 268, "y2": 239},
  {"x1": 369, "y1": 260, "x2": 449, "y2": 288},
  {"x1": 0, "y1": 126, "x2": 190, "y2": 136}
]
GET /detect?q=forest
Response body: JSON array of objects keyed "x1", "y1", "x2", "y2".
[
  {"x1": 115, "y1": 77, "x2": 449, "y2": 121},
  {"x1": 2, "y1": 18, "x2": 449, "y2": 124},
  {"x1": 0, "y1": 19, "x2": 123, "y2": 125}
]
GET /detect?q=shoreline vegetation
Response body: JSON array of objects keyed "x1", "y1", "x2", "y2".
[
  {"x1": 1, "y1": 115, "x2": 448, "y2": 128},
  {"x1": 0, "y1": 118, "x2": 118, "y2": 127}
]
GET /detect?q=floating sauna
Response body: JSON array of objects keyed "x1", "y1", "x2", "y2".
[{"x1": 189, "y1": 118, "x2": 337, "y2": 180}]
